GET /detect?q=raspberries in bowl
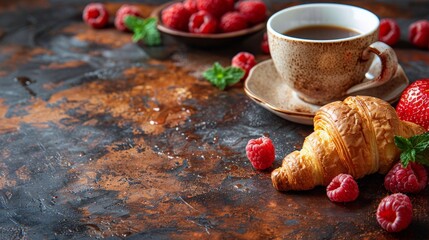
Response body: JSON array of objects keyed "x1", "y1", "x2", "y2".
[{"x1": 151, "y1": 0, "x2": 268, "y2": 47}]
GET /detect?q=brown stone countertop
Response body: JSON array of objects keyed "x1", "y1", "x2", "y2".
[{"x1": 0, "y1": 0, "x2": 429, "y2": 239}]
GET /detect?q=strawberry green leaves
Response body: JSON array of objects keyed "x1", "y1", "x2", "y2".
[
  {"x1": 203, "y1": 62, "x2": 244, "y2": 90},
  {"x1": 395, "y1": 132, "x2": 429, "y2": 167},
  {"x1": 125, "y1": 16, "x2": 161, "y2": 46}
]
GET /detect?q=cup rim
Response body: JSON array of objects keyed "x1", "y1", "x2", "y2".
[{"x1": 267, "y1": 3, "x2": 379, "y2": 43}]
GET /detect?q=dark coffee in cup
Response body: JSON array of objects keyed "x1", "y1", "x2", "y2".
[{"x1": 284, "y1": 25, "x2": 360, "y2": 40}]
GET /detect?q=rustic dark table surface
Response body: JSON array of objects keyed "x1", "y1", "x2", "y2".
[{"x1": 1, "y1": 0, "x2": 429, "y2": 239}]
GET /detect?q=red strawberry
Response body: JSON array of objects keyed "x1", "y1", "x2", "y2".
[{"x1": 396, "y1": 79, "x2": 429, "y2": 130}]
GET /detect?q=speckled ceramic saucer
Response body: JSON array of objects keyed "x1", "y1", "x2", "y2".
[{"x1": 244, "y1": 58, "x2": 409, "y2": 125}]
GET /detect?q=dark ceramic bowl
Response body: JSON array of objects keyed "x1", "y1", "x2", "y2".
[{"x1": 150, "y1": 1, "x2": 267, "y2": 48}]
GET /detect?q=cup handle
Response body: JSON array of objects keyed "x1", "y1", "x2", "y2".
[{"x1": 346, "y1": 41, "x2": 398, "y2": 94}]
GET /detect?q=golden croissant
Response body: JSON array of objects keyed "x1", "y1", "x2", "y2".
[{"x1": 272, "y1": 96, "x2": 425, "y2": 191}]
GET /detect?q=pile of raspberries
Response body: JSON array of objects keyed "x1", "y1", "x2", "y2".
[
  {"x1": 161, "y1": 0, "x2": 267, "y2": 34},
  {"x1": 246, "y1": 135, "x2": 428, "y2": 233}
]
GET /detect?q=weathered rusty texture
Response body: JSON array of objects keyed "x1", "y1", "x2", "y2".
[{"x1": 0, "y1": 1, "x2": 428, "y2": 239}]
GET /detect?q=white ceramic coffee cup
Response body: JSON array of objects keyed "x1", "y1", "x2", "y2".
[{"x1": 267, "y1": 3, "x2": 398, "y2": 105}]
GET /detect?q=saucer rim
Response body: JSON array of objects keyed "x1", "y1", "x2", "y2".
[
  {"x1": 244, "y1": 60, "x2": 317, "y2": 118},
  {"x1": 244, "y1": 59, "x2": 407, "y2": 119},
  {"x1": 244, "y1": 82, "x2": 316, "y2": 118}
]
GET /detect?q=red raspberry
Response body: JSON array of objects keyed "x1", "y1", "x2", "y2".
[
  {"x1": 189, "y1": 11, "x2": 218, "y2": 34},
  {"x1": 82, "y1": 3, "x2": 109, "y2": 29},
  {"x1": 161, "y1": 2, "x2": 191, "y2": 31},
  {"x1": 261, "y1": 32, "x2": 270, "y2": 54},
  {"x1": 409, "y1": 20, "x2": 429, "y2": 49},
  {"x1": 114, "y1": 4, "x2": 142, "y2": 31},
  {"x1": 236, "y1": 0, "x2": 267, "y2": 25},
  {"x1": 384, "y1": 162, "x2": 428, "y2": 193},
  {"x1": 376, "y1": 193, "x2": 413, "y2": 232},
  {"x1": 379, "y1": 18, "x2": 400, "y2": 46},
  {"x1": 245, "y1": 136, "x2": 275, "y2": 170},
  {"x1": 232, "y1": 52, "x2": 256, "y2": 81},
  {"x1": 326, "y1": 174, "x2": 359, "y2": 202},
  {"x1": 219, "y1": 12, "x2": 248, "y2": 33},
  {"x1": 183, "y1": 0, "x2": 198, "y2": 14},
  {"x1": 197, "y1": 0, "x2": 234, "y2": 18}
]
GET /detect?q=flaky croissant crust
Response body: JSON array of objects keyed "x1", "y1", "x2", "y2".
[{"x1": 272, "y1": 96, "x2": 425, "y2": 191}]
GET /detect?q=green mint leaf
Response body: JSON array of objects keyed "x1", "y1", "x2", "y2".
[
  {"x1": 415, "y1": 152, "x2": 429, "y2": 167},
  {"x1": 224, "y1": 67, "x2": 245, "y2": 85},
  {"x1": 203, "y1": 63, "x2": 244, "y2": 90},
  {"x1": 400, "y1": 151, "x2": 411, "y2": 167},
  {"x1": 132, "y1": 31, "x2": 145, "y2": 42},
  {"x1": 125, "y1": 16, "x2": 161, "y2": 46},
  {"x1": 395, "y1": 132, "x2": 429, "y2": 167},
  {"x1": 142, "y1": 18, "x2": 161, "y2": 46},
  {"x1": 125, "y1": 15, "x2": 144, "y2": 30},
  {"x1": 410, "y1": 132, "x2": 429, "y2": 152},
  {"x1": 394, "y1": 136, "x2": 412, "y2": 152},
  {"x1": 203, "y1": 62, "x2": 227, "y2": 90}
]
